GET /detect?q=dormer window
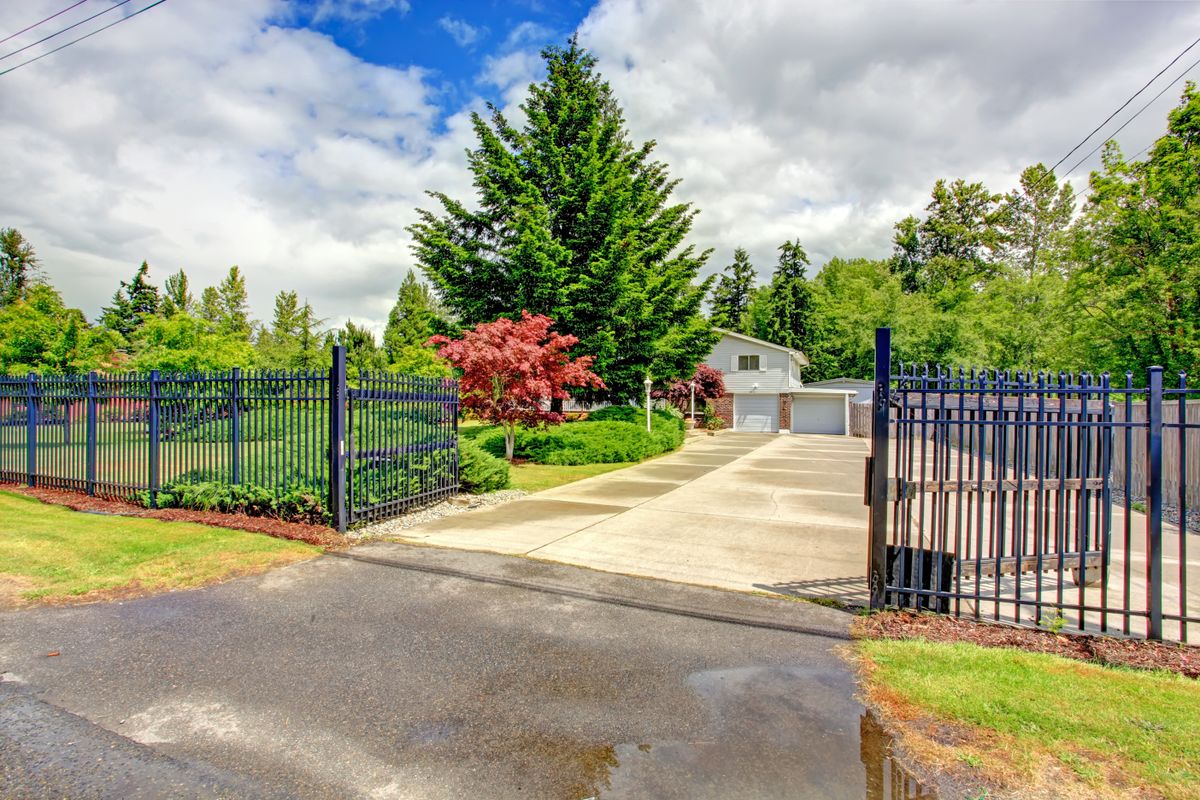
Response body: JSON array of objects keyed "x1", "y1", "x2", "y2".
[{"x1": 737, "y1": 355, "x2": 760, "y2": 371}]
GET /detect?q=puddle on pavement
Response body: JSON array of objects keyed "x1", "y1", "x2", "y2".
[{"x1": 858, "y1": 710, "x2": 938, "y2": 800}]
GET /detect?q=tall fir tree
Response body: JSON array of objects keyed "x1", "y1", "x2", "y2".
[
  {"x1": 409, "y1": 37, "x2": 716, "y2": 401},
  {"x1": 100, "y1": 261, "x2": 160, "y2": 341},
  {"x1": 161, "y1": 270, "x2": 194, "y2": 317},
  {"x1": 709, "y1": 247, "x2": 756, "y2": 332},
  {"x1": 764, "y1": 240, "x2": 818, "y2": 352},
  {"x1": 383, "y1": 271, "x2": 435, "y2": 353},
  {"x1": 198, "y1": 267, "x2": 252, "y2": 338}
]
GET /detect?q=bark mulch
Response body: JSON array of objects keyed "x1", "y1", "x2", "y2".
[
  {"x1": 854, "y1": 610, "x2": 1199, "y2": 679},
  {"x1": 2, "y1": 484, "x2": 350, "y2": 550}
]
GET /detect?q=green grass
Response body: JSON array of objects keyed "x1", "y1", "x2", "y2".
[
  {"x1": 508, "y1": 461, "x2": 632, "y2": 493},
  {"x1": 859, "y1": 638, "x2": 1200, "y2": 799},
  {"x1": 0, "y1": 491, "x2": 317, "y2": 604}
]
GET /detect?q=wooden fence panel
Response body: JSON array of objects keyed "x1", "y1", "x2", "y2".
[{"x1": 1113, "y1": 400, "x2": 1200, "y2": 507}]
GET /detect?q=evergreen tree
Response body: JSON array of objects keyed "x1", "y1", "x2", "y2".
[
  {"x1": 100, "y1": 261, "x2": 160, "y2": 340},
  {"x1": 294, "y1": 301, "x2": 326, "y2": 369},
  {"x1": 383, "y1": 271, "x2": 435, "y2": 353},
  {"x1": 198, "y1": 267, "x2": 252, "y2": 338},
  {"x1": 709, "y1": 247, "x2": 756, "y2": 331},
  {"x1": 995, "y1": 164, "x2": 1075, "y2": 278},
  {"x1": 889, "y1": 179, "x2": 1003, "y2": 292},
  {"x1": 409, "y1": 37, "x2": 716, "y2": 401},
  {"x1": 338, "y1": 321, "x2": 384, "y2": 375},
  {"x1": 764, "y1": 240, "x2": 819, "y2": 352},
  {"x1": 161, "y1": 270, "x2": 194, "y2": 317},
  {"x1": 199, "y1": 286, "x2": 221, "y2": 328},
  {"x1": 0, "y1": 228, "x2": 41, "y2": 308}
]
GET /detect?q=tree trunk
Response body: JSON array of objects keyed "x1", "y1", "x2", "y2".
[
  {"x1": 504, "y1": 424, "x2": 515, "y2": 461},
  {"x1": 550, "y1": 397, "x2": 564, "y2": 415}
]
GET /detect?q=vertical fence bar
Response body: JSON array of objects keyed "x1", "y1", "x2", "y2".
[
  {"x1": 868, "y1": 327, "x2": 892, "y2": 610},
  {"x1": 329, "y1": 346, "x2": 347, "y2": 532},
  {"x1": 1147, "y1": 366, "x2": 1164, "y2": 641},
  {"x1": 148, "y1": 370, "x2": 160, "y2": 507},
  {"x1": 25, "y1": 373, "x2": 37, "y2": 486},
  {"x1": 86, "y1": 372, "x2": 98, "y2": 496},
  {"x1": 230, "y1": 367, "x2": 241, "y2": 485}
]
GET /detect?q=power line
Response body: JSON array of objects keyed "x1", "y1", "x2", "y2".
[
  {"x1": 1061, "y1": 50, "x2": 1200, "y2": 179},
  {"x1": 1029, "y1": 33, "x2": 1200, "y2": 190},
  {"x1": 0, "y1": 0, "x2": 168, "y2": 78},
  {"x1": 0, "y1": 0, "x2": 133, "y2": 62},
  {"x1": 0, "y1": 0, "x2": 90, "y2": 45}
]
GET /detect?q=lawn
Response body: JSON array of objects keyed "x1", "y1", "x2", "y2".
[
  {"x1": 858, "y1": 638, "x2": 1200, "y2": 799},
  {"x1": 508, "y1": 461, "x2": 632, "y2": 493},
  {"x1": 0, "y1": 490, "x2": 317, "y2": 606}
]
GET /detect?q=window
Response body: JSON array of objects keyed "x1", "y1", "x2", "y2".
[{"x1": 737, "y1": 354, "x2": 760, "y2": 371}]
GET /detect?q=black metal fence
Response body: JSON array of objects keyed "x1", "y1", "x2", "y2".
[
  {"x1": 0, "y1": 347, "x2": 458, "y2": 530},
  {"x1": 866, "y1": 328, "x2": 1198, "y2": 643}
]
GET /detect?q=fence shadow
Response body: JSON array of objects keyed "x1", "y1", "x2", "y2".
[{"x1": 753, "y1": 576, "x2": 869, "y2": 608}]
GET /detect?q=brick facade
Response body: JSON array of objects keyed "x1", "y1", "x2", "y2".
[
  {"x1": 779, "y1": 393, "x2": 791, "y2": 432},
  {"x1": 711, "y1": 393, "x2": 734, "y2": 429}
]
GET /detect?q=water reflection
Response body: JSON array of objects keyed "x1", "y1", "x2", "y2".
[{"x1": 861, "y1": 711, "x2": 936, "y2": 800}]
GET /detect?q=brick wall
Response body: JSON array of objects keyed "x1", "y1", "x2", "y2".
[
  {"x1": 711, "y1": 393, "x2": 734, "y2": 428},
  {"x1": 779, "y1": 393, "x2": 791, "y2": 432}
]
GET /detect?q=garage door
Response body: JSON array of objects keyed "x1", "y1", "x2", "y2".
[
  {"x1": 790, "y1": 394, "x2": 846, "y2": 434},
  {"x1": 734, "y1": 394, "x2": 779, "y2": 432}
]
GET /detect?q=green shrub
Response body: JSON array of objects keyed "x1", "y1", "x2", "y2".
[
  {"x1": 478, "y1": 408, "x2": 684, "y2": 465},
  {"x1": 458, "y1": 438, "x2": 510, "y2": 493},
  {"x1": 147, "y1": 481, "x2": 327, "y2": 525}
]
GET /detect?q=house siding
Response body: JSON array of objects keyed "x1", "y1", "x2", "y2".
[{"x1": 704, "y1": 336, "x2": 792, "y2": 394}]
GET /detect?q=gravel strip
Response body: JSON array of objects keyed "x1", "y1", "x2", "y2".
[{"x1": 351, "y1": 489, "x2": 527, "y2": 538}]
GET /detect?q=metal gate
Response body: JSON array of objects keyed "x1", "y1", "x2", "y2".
[
  {"x1": 866, "y1": 328, "x2": 1198, "y2": 642},
  {"x1": 342, "y1": 366, "x2": 459, "y2": 527}
]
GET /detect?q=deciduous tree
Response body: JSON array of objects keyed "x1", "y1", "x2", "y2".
[
  {"x1": 430, "y1": 311, "x2": 604, "y2": 460},
  {"x1": 653, "y1": 363, "x2": 725, "y2": 415},
  {"x1": 0, "y1": 228, "x2": 41, "y2": 308}
]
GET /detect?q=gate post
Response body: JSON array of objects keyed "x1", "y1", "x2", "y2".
[
  {"x1": 25, "y1": 372, "x2": 37, "y2": 486},
  {"x1": 86, "y1": 372, "x2": 98, "y2": 496},
  {"x1": 1146, "y1": 366, "x2": 1164, "y2": 641},
  {"x1": 329, "y1": 346, "x2": 348, "y2": 533},
  {"x1": 868, "y1": 328, "x2": 892, "y2": 610},
  {"x1": 148, "y1": 370, "x2": 160, "y2": 508}
]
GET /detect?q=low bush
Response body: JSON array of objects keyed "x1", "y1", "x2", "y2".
[
  {"x1": 479, "y1": 408, "x2": 684, "y2": 465},
  {"x1": 147, "y1": 481, "x2": 328, "y2": 525},
  {"x1": 458, "y1": 438, "x2": 510, "y2": 493}
]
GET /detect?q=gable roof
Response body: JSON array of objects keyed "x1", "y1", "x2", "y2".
[{"x1": 714, "y1": 328, "x2": 810, "y2": 366}]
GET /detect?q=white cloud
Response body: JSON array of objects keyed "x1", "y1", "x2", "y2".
[
  {"x1": 306, "y1": 0, "x2": 411, "y2": 24},
  {"x1": 438, "y1": 16, "x2": 485, "y2": 48}
]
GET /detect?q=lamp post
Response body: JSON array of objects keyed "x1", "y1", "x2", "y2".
[
  {"x1": 689, "y1": 381, "x2": 696, "y2": 423},
  {"x1": 644, "y1": 376, "x2": 652, "y2": 433}
]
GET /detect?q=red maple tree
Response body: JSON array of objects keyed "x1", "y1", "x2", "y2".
[
  {"x1": 429, "y1": 311, "x2": 605, "y2": 460},
  {"x1": 653, "y1": 363, "x2": 725, "y2": 416}
]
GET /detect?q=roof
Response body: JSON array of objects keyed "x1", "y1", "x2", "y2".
[
  {"x1": 805, "y1": 377, "x2": 873, "y2": 387},
  {"x1": 713, "y1": 328, "x2": 810, "y2": 367}
]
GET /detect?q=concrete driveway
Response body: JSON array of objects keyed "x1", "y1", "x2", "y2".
[
  {"x1": 399, "y1": 432, "x2": 871, "y2": 603},
  {"x1": 0, "y1": 546, "x2": 906, "y2": 799}
]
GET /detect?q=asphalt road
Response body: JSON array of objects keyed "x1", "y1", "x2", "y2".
[{"x1": 0, "y1": 545, "x2": 888, "y2": 799}]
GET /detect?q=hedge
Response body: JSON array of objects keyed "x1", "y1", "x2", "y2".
[{"x1": 478, "y1": 407, "x2": 685, "y2": 465}]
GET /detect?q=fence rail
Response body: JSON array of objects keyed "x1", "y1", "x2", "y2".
[
  {"x1": 0, "y1": 347, "x2": 458, "y2": 530},
  {"x1": 866, "y1": 328, "x2": 1198, "y2": 643}
]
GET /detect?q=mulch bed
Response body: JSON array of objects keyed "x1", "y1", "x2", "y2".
[
  {"x1": 2, "y1": 484, "x2": 350, "y2": 549},
  {"x1": 855, "y1": 610, "x2": 1200, "y2": 679}
]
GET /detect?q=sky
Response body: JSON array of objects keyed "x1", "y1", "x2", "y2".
[{"x1": 1, "y1": 0, "x2": 1197, "y2": 335}]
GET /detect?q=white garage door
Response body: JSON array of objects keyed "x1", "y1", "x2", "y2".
[
  {"x1": 734, "y1": 394, "x2": 779, "y2": 432},
  {"x1": 791, "y1": 394, "x2": 846, "y2": 434}
]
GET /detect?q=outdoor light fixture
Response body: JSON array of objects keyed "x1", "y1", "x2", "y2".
[
  {"x1": 690, "y1": 380, "x2": 696, "y2": 421},
  {"x1": 644, "y1": 376, "x2": 653, "y2": 432}
]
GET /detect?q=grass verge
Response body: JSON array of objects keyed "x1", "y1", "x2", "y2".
[
  {"x1": 0, "y1": 490, "x2": 317, "y2": 606},
  {"x1": 857, "y1": 638, "x2": 1200, "y2": 799},
  {"x1": 508, "y1": 462, "x2": 632, "y2": 493}
]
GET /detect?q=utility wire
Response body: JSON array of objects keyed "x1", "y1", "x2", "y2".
[
  {"x1": 1029, "y1": 33, "x2": 1200, "y2": 191},
  {"x1": 0, "y1": 0, "x2": 91, "y2": 45},
  {"x1": 1061, "y1": 50, "x2": 1200, "y2": 178},
  {"x1": 0, "y1": 0, "x2": 133, "y2": 62},
  {"x1": 0, "y1": 0, "x2": 167, "y2": 78}
]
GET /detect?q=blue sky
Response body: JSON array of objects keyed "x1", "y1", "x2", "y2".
[
  {"x1": 1, "y1": 0, "x2": 1196, "y2": 333},
  {"x1": 293, "y1": 0, "x2": 592, "y2": 123}
]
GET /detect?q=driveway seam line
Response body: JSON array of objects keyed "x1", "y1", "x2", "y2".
[{"x1": 523, "y1": 436, "x2": 780, "y2": 556}]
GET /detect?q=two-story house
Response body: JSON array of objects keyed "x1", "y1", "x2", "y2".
[{"x1": 703, "y1": 329, "x2": 855, "y2": 434}]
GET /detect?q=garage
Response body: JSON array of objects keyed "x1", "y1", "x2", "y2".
[
  {"x1": 790, "y1": 392, "x2": 848, "y2": 435},
  {"x1": 734, "y1": 394, "x2": 779, "y2": 432}
]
